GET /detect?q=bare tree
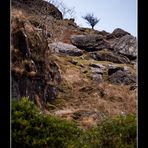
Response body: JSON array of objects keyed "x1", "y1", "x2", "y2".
[
  {"x1": 49, "y1": 0, "x2": 76, "y2": 18},
  {"x1": 82, "y1": 13, "x2": 100, "y2": 29},
  {"x1": 59, "y1": 3, "x2": 75, "y2": 18}
]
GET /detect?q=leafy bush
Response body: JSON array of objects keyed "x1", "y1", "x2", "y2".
[
  {"x1": 12, "y1": 97, "x2": 82, "y2": 148},
  {"x1": 12, "y1": 98, "x2": 136, "y2": 148},
  {"x1": 96, "y1": 114, "x2": 137, "y2": 148}
]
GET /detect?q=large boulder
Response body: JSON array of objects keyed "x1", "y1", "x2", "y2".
[
  {"x1": 48, "y1": 42, "x2": 83, "y2": 56},
  {"x1": 105, "y1": 28, "x2": 137, "y2": 60},
  {"x1": 108, "y1": 66, "x2": 136, "y2": 85},
  {"x1": 89, "y1": 51, "x2": 130, "y2": 64},
  {"x1": 111, "y1": 34, "x2": 137, "y2": 60},
  {"x1": 70, "y1": 35, "x2": 111, "y2": 51},
  {"x1": 107, "y1": 28, "x2": 131, "y2": 39}
]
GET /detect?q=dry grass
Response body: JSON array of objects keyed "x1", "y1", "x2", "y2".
[
  {"x1": 46, "y1": 53, "x2": 136, "y2": 128},
  {"x1": 51, "y1": 77, "x2": 136, "y2": 128}
]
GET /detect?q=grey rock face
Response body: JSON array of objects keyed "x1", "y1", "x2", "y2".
[
  {"x1": 89, "y1": 51, "x2": 130, "y2": 64},
  {"x1": 110, "y1": 34, "x2": 137, "y2": 60},
  {"x1": 107, "y1": 28, "x2": 131, "y2": 39},
  {"x1": 89, "y1": 65, "x2": 104, "y2": 82},
  {"x1": 48, "y1": 42, "x2": 83, "y2": 56},
  {"x1": 108, "y1": 66, "x2": 136, "y2": 85},
  {"x1": 11, "y1": 59, "x2": 61, "y2": 102},
  {"x1": 70, "y1": 35, "x2": 111, "y2": 51}
]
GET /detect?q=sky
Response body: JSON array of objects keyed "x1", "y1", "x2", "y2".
[{"x1": 57, "y1": 0, "x2": 137, "y2": 36}]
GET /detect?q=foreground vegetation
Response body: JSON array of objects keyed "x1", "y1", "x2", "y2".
[{"x1": 12, "y1": 97, "x2": 137, "y2": 148}]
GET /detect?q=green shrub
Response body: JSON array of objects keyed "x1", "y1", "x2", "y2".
[
  {"x1": 73, "y1": 114, "x2": 137, "y2": 148},
  {"x1": 12, "y1": 98, "x2": 137, "y2": 148},
  {"x1": 12, "y1": 97, "x2": 82, "y2": 148},
  {"x1": 96, "y1": 114, "x2": 137, "y2": 148}
]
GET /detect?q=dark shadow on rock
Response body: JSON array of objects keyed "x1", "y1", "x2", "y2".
[{"x1": 12, "y1": 30, "x2": 31, "y2": 58}]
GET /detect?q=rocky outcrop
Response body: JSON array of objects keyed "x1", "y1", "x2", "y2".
[
  {"x1": 108, "y1": 66, "x2": 136, "y2": 85},
  {"x1": 11, "y1": 17, "x2": 62, "y2": 104},
  {"x1": 48, "y1": 42, "x2": 83, "y2": 56},
  {"x1": 11, "y1": 58, "x2": 62, "y2": 103},
  {"x1": 12, "y1": 0, "x2": 63, "y2": 20},
  {"x1": 70, "y1": 35, "x2": 111, "y2": 51},
  {"x1": 89, "y1": 51, "x2": 130, "y2": 64},
  {"x1": 105, "y1": 28, "x2": 137, "y2": 60},
  {"x1": 70, "y1": 29, "x2": 137, "y2": 61},
  {"x1": 107, "y1": 28, "x2": 130, "y2": 39},
  {"x1": 88, "y1": 63, "x2": 136, "y2": 84},
  {"x1": 111, "y1": 34, "x2": 137, "y2": 60}
]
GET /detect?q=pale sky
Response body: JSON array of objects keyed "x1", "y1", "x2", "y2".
[{"x1": 56, "y1": 0, "x2": 137, "y2": 37}]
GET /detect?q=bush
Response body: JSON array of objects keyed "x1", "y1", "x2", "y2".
[
  {"x1": 96, "y1": 114, "x2": 137, "y2": 148},
  {"x1": 12, "y1": 97, "x2": 82, "y2": 148},
  {"x1": 12, "y1": 98, "x2": 136, "y2": 148}
]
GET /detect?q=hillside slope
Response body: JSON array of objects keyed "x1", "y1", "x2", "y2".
[{"x1": 11, "y1": 0, "x2": 137, "y2": 127}]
